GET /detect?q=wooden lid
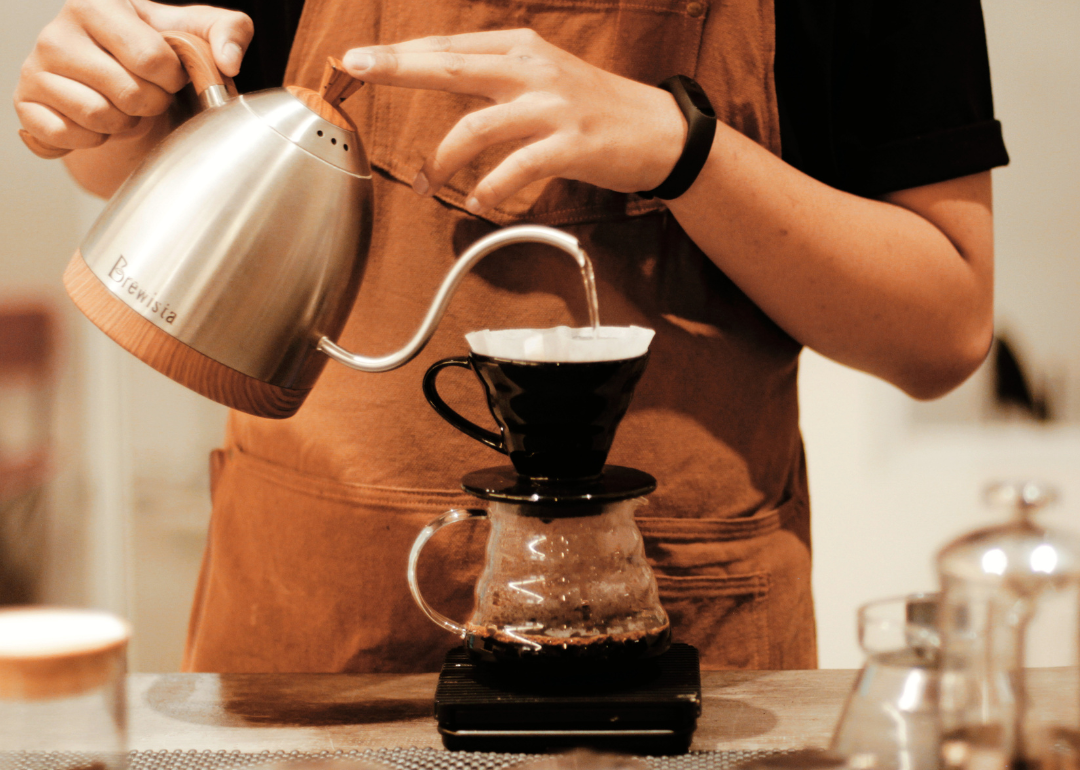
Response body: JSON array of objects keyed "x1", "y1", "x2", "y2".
[{"x1": 0, "y1": 607, "x2": 130, "y2": 700}]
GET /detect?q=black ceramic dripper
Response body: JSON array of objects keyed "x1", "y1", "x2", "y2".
[{"x1": 424, "y1": 349, "x2": 648, "y2": 481}]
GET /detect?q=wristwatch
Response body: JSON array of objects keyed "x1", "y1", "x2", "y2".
[{"x1": 637, "y1": 75, "x2": 717, "y2": 201}]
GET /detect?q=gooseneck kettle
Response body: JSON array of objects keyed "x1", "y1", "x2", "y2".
[{"x1": 24, "y1": 33, "x2": 590, "y2": 419}]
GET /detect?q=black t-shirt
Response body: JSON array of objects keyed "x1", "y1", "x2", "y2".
[{"x1": 197, "y1": 0, "x2": 1009, "y2": 197}]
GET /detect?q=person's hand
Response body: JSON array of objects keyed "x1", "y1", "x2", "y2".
[
  {"x1": 14, "y1": 0, "x2": 253, "y2": 154},
  {"x1": 342, "y1": 29, "x2": 686, "y2": 215}
]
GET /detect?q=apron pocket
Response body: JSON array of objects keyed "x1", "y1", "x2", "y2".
[
  {"x1": 655, "y1": 572, "x2": 771, "y2": 670},
  {"x1": 185, "y1": 446, "x2": 487, "y2": 674},
  {"x1": 638, "y1": 497, "x2": 816, "y2": 670}
]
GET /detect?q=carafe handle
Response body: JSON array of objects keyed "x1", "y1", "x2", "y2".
[
  {"x1": 19, "y1": 31, "x2": 235, "y2": 159},
  {"x1": 407, "y1": 508, "x2": 487, "y2": 638}
]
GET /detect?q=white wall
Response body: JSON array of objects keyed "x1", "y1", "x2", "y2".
[
  {"x1": 805, "y1": 0, "x2": 1080, "y2": 668},
  {"x1": 0, "y1": 0, "x2": 88, "y2": 608},
  {"x1": 0, "y1": 3, "x2": 226, "y2": 670}
]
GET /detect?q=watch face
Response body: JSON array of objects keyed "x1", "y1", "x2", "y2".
[{"x1": 678, "y1": 75, "x2": 716, "y2": 119}]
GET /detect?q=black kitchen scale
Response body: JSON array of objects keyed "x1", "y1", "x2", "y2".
[{"x1": 434, "y1": 641, "x2": 702, "y2": 754}]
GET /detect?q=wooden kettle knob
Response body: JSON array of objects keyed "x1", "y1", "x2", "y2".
[
  {"x1": 319, "y1": 57, "x2": 364, "y2": 105},
  {"x1": 18, "y1": 31, "x2": 235, "y2": 160},
  {"x1": 285, "y1": 57, "x2": 364, "y2": 131}
]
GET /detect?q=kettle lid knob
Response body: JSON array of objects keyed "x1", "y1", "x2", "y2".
[
  {"x1": 286, "y1": 57, "x2": 364, "y2": 133},
  {"x1": 984, "y1": 480, "x2": 1057, "y2": 519},
  {"x1": 938, "y1": 480, "x2": 1080, "y2": 584}
]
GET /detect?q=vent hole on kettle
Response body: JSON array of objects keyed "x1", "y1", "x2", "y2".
[
  {"x1": 331, "y1": 138, "x2": 337, "y2": 145},
  {"x1": 317, "y1": 130, "x2": 324, "y2": 137}
]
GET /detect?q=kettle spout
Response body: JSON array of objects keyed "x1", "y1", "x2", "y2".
[{"x1": 317, "y1": 225, "x2": 591, "y2": 373}]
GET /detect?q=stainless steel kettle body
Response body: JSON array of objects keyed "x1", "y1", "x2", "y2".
[
  {"x1": 63, "y1": 35, "x2": 592, "y2": 418},
  {"x1": 76, "y1": 86, "x2": 373, "y2": 393}
]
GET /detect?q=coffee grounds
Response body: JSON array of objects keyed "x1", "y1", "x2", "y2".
[{"x1": 464, "y1": 623, "x2": 671, "y2": 666}]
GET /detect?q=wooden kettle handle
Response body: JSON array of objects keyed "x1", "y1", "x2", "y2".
[
  {"x1": 18, "y1": 31, "x2": 235, "y2": 160},
  {"x1": 161, "y1": 31, "x2": 238, "y2": 98}
]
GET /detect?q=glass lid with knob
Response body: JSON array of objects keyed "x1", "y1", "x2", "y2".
[{"x1": 936, "y1": 481, "x2": 1080, "y2": 770}]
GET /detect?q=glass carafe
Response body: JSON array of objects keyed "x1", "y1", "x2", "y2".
[
  {"x1": 831, "y1": 593, "x2": 941, "y2": 770},
  {"x1": 937, "y1": 482, "x2": 1080, "y2": 770},
  {"x1": 408, "y1": 496, "x2": 671, "y2": 665}
]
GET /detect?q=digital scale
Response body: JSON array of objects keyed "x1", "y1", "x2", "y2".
[{"x1": 434, "y1": 642, "x2": 702, "y2": 754}]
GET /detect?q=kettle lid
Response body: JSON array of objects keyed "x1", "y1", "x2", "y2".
[{"x1": 285, "y1": 57, "x2": 364, "y2": 132}]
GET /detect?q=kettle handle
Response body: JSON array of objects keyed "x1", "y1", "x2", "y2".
[
  {"x1": 161, "y1": 31, "x2": 238, "y2": 109},
  {"x1": 18, "y1": 31, "x2": 235, "y2": 159},
  {"x1": 407, "y1": 508, "x2": 488, "y2": 638},
  {"x1": 318, "y1": 224, "x2": 591, "y2": 373}
]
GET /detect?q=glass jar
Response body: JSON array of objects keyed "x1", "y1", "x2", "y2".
[
  {"x1": 831, "y1": 593, "x2": 941, "y2": 770},
  {"x1": 937, "y1": 482, "x2": 1080, "y2": 770},
  {"x1": 0, "y1": 607, "x2": 129, "y2": 769}
]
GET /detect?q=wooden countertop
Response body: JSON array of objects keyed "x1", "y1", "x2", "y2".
[{"x1": 128, "y1": 669, "x2": 858, "y2": 753}]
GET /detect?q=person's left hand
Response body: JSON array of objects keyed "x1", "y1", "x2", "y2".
[{"x1": 342, "y1": 29, "x2": 685, "y2": 215}]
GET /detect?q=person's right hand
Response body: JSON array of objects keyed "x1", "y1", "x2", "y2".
[{"x1": 14, "y1": 0, "x2": 253, "y2": 154}]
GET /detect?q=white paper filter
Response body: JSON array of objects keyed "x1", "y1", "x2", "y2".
[{"x1": 465, "y1": 326, "x2": 655, "y2": 362}]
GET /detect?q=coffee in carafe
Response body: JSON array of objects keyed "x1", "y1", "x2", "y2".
[{"x1": 411, "y1": 494, "x2": 670, "y2": 665}]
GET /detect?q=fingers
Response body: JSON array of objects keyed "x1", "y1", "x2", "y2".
[
  {"x1": 341, "y1": 29, "x2": 551, "y2": 98},
  {"x1": 69, "y1": 0, "x2": 188, "y2": 93},
  {"x1": 466, "y1": 136, "x2": 568, "y2": 215},
  {"x1": 352, "y1": 28, "x2": 541, "y2": 57},
  {"x1": 14, "y1": 99, "x2": 109, "y2": 152},
  {"x1": 15, "y1": 0, "x2": 253, "y2": 155},
  {"x1": 20, "y1": 71, "x2": 140, "y2": 137},
  {"x1": 138, "y1": 1, "x2": 254, "y2": 77},
  {"x1": 33, "y1": 24, "x2": 175, "y2": 117},
  {"x1": 343, "y1": 49, "x2": 526, "y2": 98},
  {"x1": 415, "y1": 101, "x2": 550, "y2": 195}
]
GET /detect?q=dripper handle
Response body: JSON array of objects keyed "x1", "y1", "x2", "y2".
[
  {"x1": 423, "y1": 357, "x2": 505, "y2": 455},
  {"x1": 18, "y1": 31, "x2": 235, "y2": 159},
  {"x1": 407, "y1": 508, "x2": 488, "y2": 638}
]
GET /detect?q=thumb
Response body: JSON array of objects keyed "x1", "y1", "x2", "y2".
[{"x1": 137, "y1": 1, "x2": 255, "y2": 78}]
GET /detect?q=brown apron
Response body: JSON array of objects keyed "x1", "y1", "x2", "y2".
[{"x1": 183, "y1": 0, "x2": 816, "y2": 673}]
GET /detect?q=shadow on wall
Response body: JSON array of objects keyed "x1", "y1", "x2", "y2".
[{"x1": 993, "y1": 334, "x2": 1052, "y2": 422}]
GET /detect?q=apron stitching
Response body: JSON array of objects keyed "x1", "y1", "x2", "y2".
[
  {"x1": 636, "y1": 506, "x2": 790, "y2": 541},
  {"x1": 228, "y1": 446, "x2": 478, "y2": 509},
  {"x1": 374, "y1": 150, "x2": 663, "y2": 222},
  {"x1": 655, "y1": 571, "x2": 769, "y2": 596}
]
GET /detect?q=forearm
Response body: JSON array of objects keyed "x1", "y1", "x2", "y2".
[{"x1": 665, "y1": 123, "x2": 995, "y2": 399}]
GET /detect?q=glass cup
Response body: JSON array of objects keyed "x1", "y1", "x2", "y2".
[
  {"x1": 0, "y1": 607, "x2": 130, "y2": 770},
  {"x1": 830, "y1": 593, "x2": 941, "y2": 770}
]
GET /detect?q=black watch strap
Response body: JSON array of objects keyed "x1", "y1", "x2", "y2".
[{"x1": 637, "y1": 75, "x2": 717, "y2": 201}]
